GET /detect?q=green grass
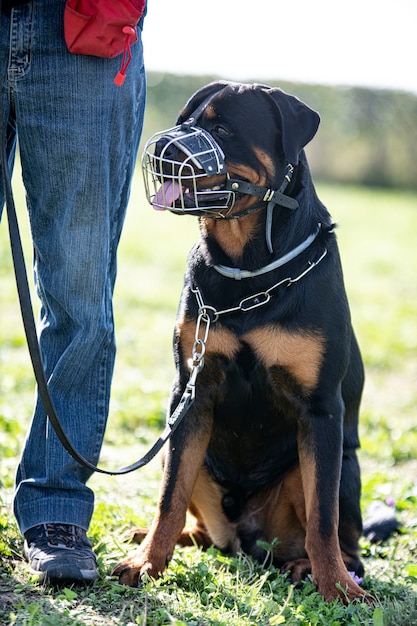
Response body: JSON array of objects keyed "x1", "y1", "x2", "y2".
[{"x1": 0, "y1": 173, "x2": 416, "y2": 625}]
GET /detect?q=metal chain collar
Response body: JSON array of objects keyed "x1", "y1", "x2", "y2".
[{"x1": 191, "y1": 247, "x2": 328, "y2": 326}]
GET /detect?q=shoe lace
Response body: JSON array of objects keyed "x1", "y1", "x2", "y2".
[{"x1": 44, "y1": 523, "x2": 78, "y2": 549}]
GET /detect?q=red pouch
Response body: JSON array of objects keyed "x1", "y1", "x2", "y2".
[{"x1": 64, "y1": 0, "x2": 146, "y2": 85}]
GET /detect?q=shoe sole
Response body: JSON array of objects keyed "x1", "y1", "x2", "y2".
[{"x1": 28, "y1": 564, "x2": 99, "y2": 585}]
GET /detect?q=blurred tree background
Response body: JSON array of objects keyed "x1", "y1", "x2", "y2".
[{"x1": 142, "y1": 72, "x2": 417, "y2": 190}]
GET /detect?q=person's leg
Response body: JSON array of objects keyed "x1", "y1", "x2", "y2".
[
  {"x1": 0, "y1": 31, "x2": 17, "y2": 214},
  {"x1": 3, "y1": 0, "x2": 145, "y2": 581}
]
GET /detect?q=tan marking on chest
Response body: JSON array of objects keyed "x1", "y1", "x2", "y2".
[
  {"x1": 178, "y1": 317, "x2": 241, "y2": 364},
  {"x1": 201, "y1": 211, "x2": 260, "y2": 260},
  {"x1": 243, "y1": 326, "x2": 325, "y2": 390}
]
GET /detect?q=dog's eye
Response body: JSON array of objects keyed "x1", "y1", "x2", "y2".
[{"x1": 213, "y1": 125, "x2": 231, "y2": 139}]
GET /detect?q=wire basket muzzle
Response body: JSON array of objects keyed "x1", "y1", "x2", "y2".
[{"x1": 142, "y1": 125, "x2": 236, "y2": 214}]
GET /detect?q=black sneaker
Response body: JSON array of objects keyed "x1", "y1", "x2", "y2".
[{"x1": 23, "y1": 523, "x2": 99, "y2": 585}]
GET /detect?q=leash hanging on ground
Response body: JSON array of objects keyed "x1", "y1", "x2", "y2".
[{"x1": 0, "y1": 102, "x2": 197, "y2": 477}]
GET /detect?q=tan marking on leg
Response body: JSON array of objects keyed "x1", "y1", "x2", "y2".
[
  {"x1": 114, "y1": 428, "x2": 211, "y2": 586},
  {"x1": 282, "y1": 558, "x2": 312, "y2": 582},
  {"x1": 176, "y1": 518, "x2": 213, "y2": 549},
  {"x1": 130, "y1": 528, "x2": 148, "y2": 544},
  {"x1": 298, "y1": 449, "x2": 371, "y2": 603},
  {"x1": 244, "y1": 467, "x2": 307, "y2": 564},
  {"x1": 243, "y1": 326, "x2": 325, "y2": 390},
  {"x1": 181, "y1": 465, "x2": 238, "y2": 551}
]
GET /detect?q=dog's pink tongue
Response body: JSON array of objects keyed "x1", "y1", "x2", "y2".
[{"x1": 153, "y1": 181, "x2": 181, "y2": 210}]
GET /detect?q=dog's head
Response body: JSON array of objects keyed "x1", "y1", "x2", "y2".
[{"x1": 142, "y1": 81, "x2": 320, "y2": 217}]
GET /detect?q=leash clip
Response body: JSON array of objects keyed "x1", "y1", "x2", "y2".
[
  {"x1": 185, "y1": 361, "x2": 202, "y2": 401},
  {"x1": 184, "y1": 302, "x2": 213, "y2": 400}
]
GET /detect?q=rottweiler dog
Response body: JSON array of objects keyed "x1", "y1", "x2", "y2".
[{"x1": 113, "y1": 81, "x2": 371, "y2": 603}]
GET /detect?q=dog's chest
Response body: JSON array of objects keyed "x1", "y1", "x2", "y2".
[
  {"x1": 180, "y1": 319, "x2": 325, "y2": 484},
  {"x1": 204, "y1": 341, "x2": 301, "y2": 490},
  {"x1": 211, "y1": 346, "x2": 293, "y2": 438},
  {"x1": 188, "y1": 321, "x2": 326, "y2": 392}
]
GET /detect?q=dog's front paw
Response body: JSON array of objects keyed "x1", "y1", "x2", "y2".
[
  {"x1": 316, "y1": 572, "x2": 375, "y2": 605},
  {"x1": 112, "y1": 548, "x2": 170, "y2": 587}
]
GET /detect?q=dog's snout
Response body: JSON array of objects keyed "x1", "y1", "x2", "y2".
[{"x1": 143, "y1": 123, "x2": 232, "y2": 213}]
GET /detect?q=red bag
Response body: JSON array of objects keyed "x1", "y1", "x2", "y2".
[{"x1": 64, "y1": 0, "x2": 146, "y2": 85}]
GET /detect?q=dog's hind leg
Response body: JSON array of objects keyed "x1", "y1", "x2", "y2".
[
  {"x1": 178, "y1": 465, "x2": 239, "y2": 552},
  {"x1": 130, "y1": 515, "x2": 212, "y2": 549},
  {"x1": 129, "y1": 465, "x2": 237, "y2": 552}
]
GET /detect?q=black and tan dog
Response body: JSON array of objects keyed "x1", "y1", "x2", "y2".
[{"x1": 114, "y1": 81, "x2": 371, "y2": 603}]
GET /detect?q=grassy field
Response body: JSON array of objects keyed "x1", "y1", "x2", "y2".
[{"x1": 0, "y1": 172, "x2": 416, "y2": 625}]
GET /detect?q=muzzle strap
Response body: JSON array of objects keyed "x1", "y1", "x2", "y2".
[
  {"x1": 225, "y1": 179, "x2": 299, "y2": 211},
  {"x1": 265, "y1": 164, "x2": 296, "y2": 253}
]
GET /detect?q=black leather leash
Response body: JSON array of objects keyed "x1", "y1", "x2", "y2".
[
  {"x1": 0, "y1": 60, "x2": 193, "y2": 475},
  {"x1": 0, "y1": 155, "x2": 197, "y2": 475}
]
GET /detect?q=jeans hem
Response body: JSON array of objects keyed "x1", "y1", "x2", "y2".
[{"x1": 16, "y1": 497, "x2": 94, "y2": 536}]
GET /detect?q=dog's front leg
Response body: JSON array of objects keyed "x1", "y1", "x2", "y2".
[
  {"x1": 113, "y1": 403, "x2": 213, "y2": 587},
  {"x1": 297, "y1": 402, "x2": 369, "y2": 603}
]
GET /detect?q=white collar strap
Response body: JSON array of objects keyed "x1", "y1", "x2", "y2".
[{"x1": 213, "y1": 223, "x2": 322, "y2": 280}]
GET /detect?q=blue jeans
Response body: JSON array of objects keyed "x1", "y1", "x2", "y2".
[{"x1": 0, "y1": 0, "x2": 146, "y2": 534}]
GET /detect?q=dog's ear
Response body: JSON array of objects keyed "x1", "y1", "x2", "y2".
[
  {"x1": 176, "y1": 81, "x2": 229, "y2": 124},
  {"x1": 261, "y1": 87, "x2": 320, "y2": 165}
]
